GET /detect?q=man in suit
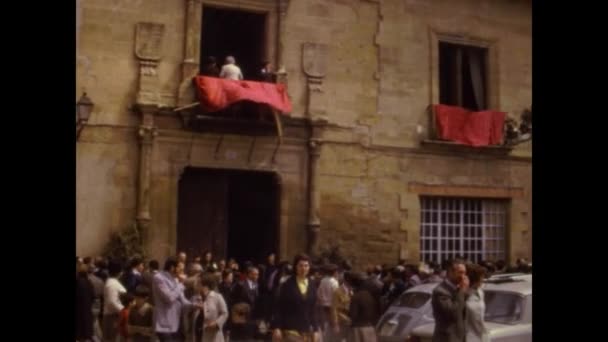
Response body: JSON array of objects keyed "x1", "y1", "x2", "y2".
[
  {"x1": 431, "y1": 259, "x2": 469, "y2": 342},
  {"x1": 381, "y1": 268, "x2": 407, "y2": 311},
  {"x1": 233, "y1": 267, "x2": 260, "y2": 313},
  {"x1": 152, "y1": 257, "x2": 203, "y2": 342},
  {"x1": 142, "y1": 260, "x2": 159, "y2": 288},
  {"x1": 272, "y1": 253, "x2": 320, "y2": 342},
  {"x1": 229, "y1": 266, "x2": 261, "y2": 340},
  {"x1": 348, "y1": 272, "x2": 379, "y2": 342},
  {"x1": 123, "y1": 257, "x2": 145, "y2": 294}
]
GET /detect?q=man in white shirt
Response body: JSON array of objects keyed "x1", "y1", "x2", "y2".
[
  {"x1": 219, "y1": 55, "x2": 244, "y2": 80},
  {"x1": 102, "y1": 260, "x2": 127, "y2": 342},
  {"x1": 317, "y1": 264, "x2": 340, "y2": 337}
]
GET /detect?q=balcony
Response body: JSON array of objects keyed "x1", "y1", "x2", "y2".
[{"x1": 423, "y1": 104, "x2": 531, "y2": 155}]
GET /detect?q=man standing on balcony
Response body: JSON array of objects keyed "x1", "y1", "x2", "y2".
[{"x1": 220, "y1": 56, "x2": 243, "y2": 81}]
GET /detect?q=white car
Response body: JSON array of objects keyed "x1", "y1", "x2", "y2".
[
  {"x1": 376, "y1": 282, "x2": 441, "y2": 342},
  {"x1": 408, "y1": 274, "x2": 532, "y2": 342}
]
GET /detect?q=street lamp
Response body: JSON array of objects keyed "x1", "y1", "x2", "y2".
[{"x1": 76, "y1": 92, "x2": 94, "y2": 140}]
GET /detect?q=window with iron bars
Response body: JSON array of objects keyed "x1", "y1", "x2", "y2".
[{"x1": 420, "y1": 197, "x2": 507, "y2": 264}]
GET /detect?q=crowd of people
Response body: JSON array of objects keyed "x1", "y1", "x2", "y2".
[{"x1": 76, "y1": 252, "x2": 532, "y2": 342}]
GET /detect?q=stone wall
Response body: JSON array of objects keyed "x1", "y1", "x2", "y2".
[
  {"x1": 76, "y1": 126, "x2": 138, "y2": 256},
  {"x1": 76, "y1": 0, "x2": 532, "y2": 267},
  {"x1": 317, "y1": 143, "x2": 531, "y2": 268}
]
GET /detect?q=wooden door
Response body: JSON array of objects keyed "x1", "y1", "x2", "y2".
[{"x1": 177, "y1": 168, "x2": 228, "y2": 260}]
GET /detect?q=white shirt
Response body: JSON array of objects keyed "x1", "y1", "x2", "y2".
[
  {"x1": 466, "y1": 288, "x2": 489, "y2": 342},
  {"x1": 220, "y1": 64, "x2": 243, "y2": 80},
  {"x1": 317, "y1": 276, "x2": 339, "y2": 307},
  {"x1": 104, "y1": 277, "x2": 127, "y2": 315}
]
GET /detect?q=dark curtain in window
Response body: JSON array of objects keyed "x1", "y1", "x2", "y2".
[{"x1": 467, "y1": 48, "x2": 485, "y2": 110}]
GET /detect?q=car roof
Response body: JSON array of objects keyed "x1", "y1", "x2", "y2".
[
  {"x1": 404, "y1": 282, "x2": 440, "y2": 294},
  {"x1": 484, "y1": 276, "x2": 532, "y2": 296}
]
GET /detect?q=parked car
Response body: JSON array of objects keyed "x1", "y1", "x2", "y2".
[
  {"x1": 407, "y1": 274, "x2": 532, "y2": 342},
  {"x1": 376, "y1": 282, "x2": 441, "y2": 342}
]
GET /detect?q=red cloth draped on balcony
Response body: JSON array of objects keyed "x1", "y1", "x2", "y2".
[
  {"x1": 434, "y1": 104, "x2": 506, "y2": 147},
  {"x1": 194, "y1": 76, "x2": 292, "y2": 115}
]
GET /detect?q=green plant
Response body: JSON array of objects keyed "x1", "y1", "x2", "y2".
[{"x1": 103, "y1": 222, "x2": 146, "y2": 264}]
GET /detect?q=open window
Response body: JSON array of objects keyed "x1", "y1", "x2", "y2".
[
  {"x1": 439, "y1": 42, "x2": 488, "y2": 111},
  {"x1": 200, "y1": 6, "x2": 268, "y2": 81}
]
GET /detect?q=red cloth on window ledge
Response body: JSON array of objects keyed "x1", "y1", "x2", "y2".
[
  {"x1": 434, "y1": 104, "x2": 506, "y2": 147},
  {"x1": 194, "y1": 76, "x2": 292, "y2": 114}
]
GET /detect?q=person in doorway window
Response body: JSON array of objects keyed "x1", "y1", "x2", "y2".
[
  {"x1": 220, "y1": 56, "x2": 244, "y2": 81},
  {"x1": 257, "y1": 61, "x2": 274, "y2": 83},
  {"x1": 201, "y1": 56, "x2": 220, "y2": 77}
]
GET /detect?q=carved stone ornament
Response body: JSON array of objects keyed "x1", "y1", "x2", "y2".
[
  {"x1": 278, "y1": 0, "x2": 290, "y2": 15},
  {"x1": 135, "y1": 22, "x2": 165, "y2": 61},
  {"x1": 140, "y1": 61, "x2": 158, "y2": 76},
  {"x1": 302, "y1": 43, "x2": 328, "y2": 79}
]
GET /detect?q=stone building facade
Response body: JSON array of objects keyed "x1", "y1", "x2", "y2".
[{"x1": 76, "y1": 0, "x2": 531, "y2": 268}]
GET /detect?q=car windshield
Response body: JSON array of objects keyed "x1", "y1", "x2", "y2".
[
  {"x1": 396, "y1": 292, "x2": 431, "y2": 308},
  {"x1": 484, "y1": 291, "x2": 524, "y2": 324}
]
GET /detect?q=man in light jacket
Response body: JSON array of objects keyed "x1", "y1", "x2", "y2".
[{"x1": 152, "y1": 257, "x2": 202, "y2": 342}]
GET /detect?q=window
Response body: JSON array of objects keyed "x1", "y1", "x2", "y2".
[
  {"x1": 439, "y1": 42, "x2": 488, "y2": 111},
  {"x1": 200, "y1": 6, "x2": 268, "y2": 80},
  {"x1": 484, "y1": 291, "x2": 525, "y2": 324},
  {"x1": 396, "y1": 292, "x2": 432, "y2": 308},
  {"x1": 420, "y1": 197, "x2": 507, "y2": 264}
]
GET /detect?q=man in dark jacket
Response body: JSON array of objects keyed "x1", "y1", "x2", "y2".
[
  {"x1": 122, "y1": 257, "x2": 145, "y2": 294},
  {"x1": 431, "y1": 259, "x2": 469, "y2": 342},
  {"x1": 381, "y1": 268, "x2": 406, "y2": 310},
  {"x1": 76, "y1": 257, "x2": 95, "y2": 342},
  {"x1": 348, "y1": 272, "x2": 379, "y2": 342}
]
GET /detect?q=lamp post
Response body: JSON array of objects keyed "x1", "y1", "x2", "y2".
[{"x1": 76, "y1": 92, "x2": 93, "y2": 141}]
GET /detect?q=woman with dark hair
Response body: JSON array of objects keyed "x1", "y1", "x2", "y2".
[
  {"x1": 193, "y1": 274, "x2": 229, "y2": 342},
  {"x1": 272, "y1": 253, "x2": 320, "y2": 342},
  {"x1": 465, "y1": 264, "x2": 489, "y2": 342}
]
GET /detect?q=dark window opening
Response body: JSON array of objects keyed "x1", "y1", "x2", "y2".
[
  {"x1": 200, "y1": 6, "x2": 267, "y2": 81},
  {"x1": 439, "y1": 42, "x2": 488, "y2": 111}
]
